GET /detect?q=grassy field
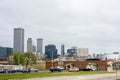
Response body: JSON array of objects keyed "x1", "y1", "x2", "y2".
[{"x1": 0, "y1": 71, "x2": 109, "y2": 80}]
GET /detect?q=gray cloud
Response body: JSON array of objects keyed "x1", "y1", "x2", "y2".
[{"x1": 0, "y1": 0, "x2": 120, "y2": 53}]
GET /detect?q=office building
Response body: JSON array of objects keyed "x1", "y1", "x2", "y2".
[
  {"x1": 27, "y1": 38, "x2": 33, "y2": 53},
  {"x1": 14, "y1": 28, "x2": 24, "y2": 52},
  {"x1": 0, "y1": 46, "x2": 13, "y2": 57},
  {"x1": 32, "y1": 45, "x2": 36, "y2": 52},
  {"x1": 103, "y1": 53, "x2": 120, "y2": 61},
  {"x1": 45, "y1": 44, "x2": 57, "y2": 60},
  {"x1": 61, "y1": 44, "x2": 65, "y2": 56},
  {"x1": 77, "y1": 48, "x2": 88, "y2": 57},
  {"x1": 67, "y1": 47, "x2": 77, "y2": 56},
  {"x1": 37, "y1": 38, "x2": 43, "y2": 54}
]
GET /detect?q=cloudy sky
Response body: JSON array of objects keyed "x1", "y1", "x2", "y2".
[{"x1": 0, "y1": 0, "x2": 120, "y2": 54}]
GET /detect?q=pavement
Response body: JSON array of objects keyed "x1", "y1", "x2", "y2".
[{"x1": 23, "y1": 72, "x2": 120, "y2": 80}]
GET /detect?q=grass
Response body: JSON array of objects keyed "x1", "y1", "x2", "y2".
[{"x1": 0, "y1": 71, "x2": 109, "y2": 80}]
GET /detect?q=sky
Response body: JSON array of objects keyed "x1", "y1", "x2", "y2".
[{"x1": 0, "y1": 0, "x2": 120, "y2": 54}]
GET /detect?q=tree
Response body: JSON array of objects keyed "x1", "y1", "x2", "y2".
[
  {"x1": 10, "y1": 52, "x2": 25, "y2": 65},
  {"x1": 24, "y1": 52, "x2": 37, "y2": 68}
]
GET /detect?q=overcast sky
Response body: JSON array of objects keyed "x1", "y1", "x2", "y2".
[{"x1": 0, "y1": 0, "x2": 120, "y2": 54}]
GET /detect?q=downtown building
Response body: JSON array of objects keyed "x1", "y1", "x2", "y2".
[
  {"x1": 14, "y1": 28, "x2": 24, "y2": 53},
  {"x1": 37, "y1": 38, "x2": 43, "y2": 54},
  {"x1": 45, "y1": 44, "x2": 58, "y2": 60},
  {"x1": 67, "y1": 47, "x2": 77, "y2": 57},
  {"x1": 0, "y1": 46, "x2": 13, "y2": 61},
  {"x1": 27, "y1": 38, "x2": 33, "y2": 53},
  {"x1": 77, "y1": 48, "x2": 89, "y2": 60},
  {"x1": 61, "y1": 44, "x2": 65, "y2": 56}
]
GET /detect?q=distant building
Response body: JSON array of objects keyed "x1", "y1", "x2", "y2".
[
  {"x1": 103, "y1": 53, "x2": 120, "y2": 61},
  {"x1": 27, "y1": 38, "x2": 33, "y2": 53},
  {"x1": 37, "y1": 38, "x2": 43, "y2": 54},
  {"x1": 96, "y1": 54, "x2": 104, "y2": 60},
  {"x1": 61, "y1": 44, "x2": 65, "y2": 56},
  {"x1": 77, "y1": 48, "x2": 88, "y2": 57},
  {"x1": 0, "y1": 46, "x2": 13, "y2": 57},
  {"x1": 67, "y1": 47, "x2": 77, "y2": 57},
  {"x1": 32, "y1": 45, "x2": 36, "y2": 52},
  {"x1": 45, "y1": 44, "x2": 58, "y2": 60},
  {"x1": 14, "y1": 28, "x2": 24, "y2": 52}
]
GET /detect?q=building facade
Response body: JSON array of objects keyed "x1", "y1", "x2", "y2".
[
  {"x1": 27, "y1": 38, "x2": 33, "y2": 53},
  {"x1": 14, "y1": 28, "x2": 24, "y2": 52},
  {"x1": 45, "y1": 44, "x2": 57, "y2": 60},
  {"x1": 77, "y1": 48, "x2": 88, "y2": 57},
  {"x1": 0, "y1": 46, "x2": 13, "y2": 58},
  {"x1": 46, "y1": 59, "x2": 107, "y2": 71},
  {"x1": 61, "y1": 44, "x2": 65, "y2": 56},
  {"x1": 37, "y1": 38, "x2": 43, "y2": 54},
  {"x1": 103, "y1": 53, "x2": 120, "y2": 61},
  {"x1": 67, "y1": 47, "x2": 77, "y2": 57}
]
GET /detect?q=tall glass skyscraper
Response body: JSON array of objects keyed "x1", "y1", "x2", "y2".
[
  {"x1": 37, "y1": 38, "x2": 43, "y2": 54},
  {"x1": 14, "y1": 28, "x2": 24, "y2": 53}
]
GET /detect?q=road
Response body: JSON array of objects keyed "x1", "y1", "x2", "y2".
[{"x1": 23, "y1": 72, "x2": 120, "y2": 80}]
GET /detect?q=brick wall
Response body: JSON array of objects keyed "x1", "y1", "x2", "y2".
[{"x1": 46, "y1": 60, "x2": 107, "y2": 71}]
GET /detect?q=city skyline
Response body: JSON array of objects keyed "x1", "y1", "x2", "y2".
[{"x1": 0, "y1": 0, "x2": 120, "y2": 54}]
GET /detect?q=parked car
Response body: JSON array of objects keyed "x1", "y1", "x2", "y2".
[
  {"x1": 69, "y1": 67, "x2": 79, "y2": 72},
  {"x1": 83, "y1": 68, "x2": 93, "y2": 71},
  {"x1": 56, "y1": 66, "x2": 65, "y2": 70},
  {"x1": 50, "y1": 66, "x2": 64, "y2": 72},
  {"x1": 8, "y1": 69, "x2": 15, "y2": 73},
  {"x1": 30, "y1": 68, "x2": 39, "y2": 72},
  {"x1": 22, "y1": 68, "x2": 30, "y2": 73},
  {"x1": 0, "y1": 68, "x2": 6, "y2": 73}
]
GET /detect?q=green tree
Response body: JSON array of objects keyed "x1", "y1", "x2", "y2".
[
  {"x1": 10, "y1": 52, "x2": 25, "y2": 65},
  {"x1": 24, "y1": 52, "x2": 37, "y2": 68}
]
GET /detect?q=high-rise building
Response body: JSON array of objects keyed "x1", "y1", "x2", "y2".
[
  {"x1": 61, "y1": 44, "x2": 65, "y2": 56},
  {"x1": 67, "y1": 47, "x2": 77, "y2": 56},
  {"x1": 32, "y1": 45, "x2": 36, "y2": 52},
  {"x1": 0, "y1": 46, "x2": 13, "y2": 57},
  {"x1": 27, "y1": 38, "x2": 33, "y2": 53},
  {"x1": 14, "y1": 28, "x2": 24, "y2": 52},
  {"x1": 77, "y1": 48, "x2": 88, "y2": 57},
  {"x1": 37, "y1": 38, "x2": 43, "y2": 54},
  {"x1": 45, "y1": 44, "x2": 57, "y2": 60}
]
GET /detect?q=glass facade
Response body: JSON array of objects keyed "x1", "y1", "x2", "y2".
[
  {"x1": 0, "y1": 47, "x2": 13, "y2": 57},
  {"x1": 45, "y1": 44, "x2": 57, "y2": 60}
]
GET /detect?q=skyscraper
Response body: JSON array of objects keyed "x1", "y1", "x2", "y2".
[
  {"x1": 37, "y1": 38, "x2": 43, "y2": 54},
  {"x1": 27, "y1": 38, "x2": 33, "y2": 53},
  {"x1": 45, "y1": 44, "x2": 57, "y2": 60},
  {"x1": 14, "y1": 28, "x2": 24, "y2": 52},
  {"x1": 61, "y1": 44, "x2": 65, "y2": 56}
]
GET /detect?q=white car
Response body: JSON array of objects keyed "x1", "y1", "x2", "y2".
[
  {"x1": 56, "y1": 66, "x2": 65, "y2": 70},
  {"x1": 69, "y1": 67, "x2": 79, "y2": 72},
  {"x1": 30, "y1": 68, "x2": 39, "y2": 72}
]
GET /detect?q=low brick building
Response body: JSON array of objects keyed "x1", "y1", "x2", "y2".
[{"x1": 46, "y1": 59, "x2": 107, "y2": 71}]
